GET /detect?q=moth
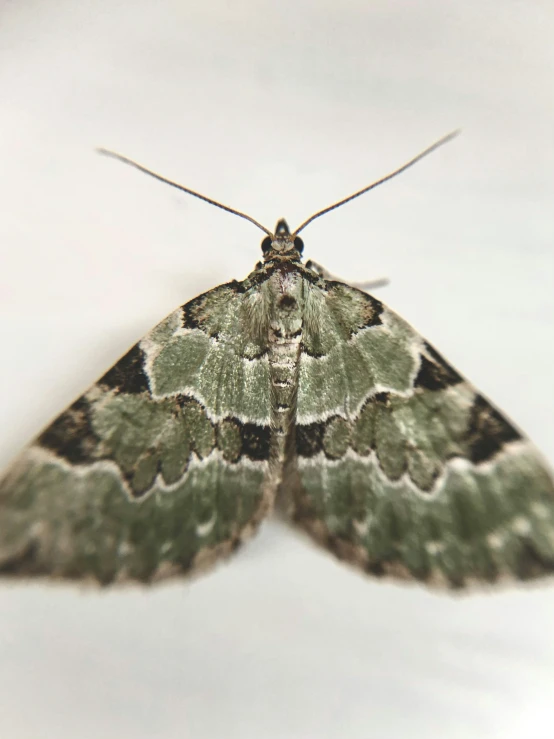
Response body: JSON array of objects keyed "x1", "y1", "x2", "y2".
[{"x1": 1, "y1": 133, "x2": 553, "y2": 589}]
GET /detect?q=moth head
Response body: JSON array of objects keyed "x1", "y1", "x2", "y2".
[{"x1": 261, "y1": 219, "x2": 304, "y2": 260}]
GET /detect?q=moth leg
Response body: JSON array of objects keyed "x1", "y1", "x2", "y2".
[{"x1": 305, "y1": 260, "x2": 389, "y2": 291}]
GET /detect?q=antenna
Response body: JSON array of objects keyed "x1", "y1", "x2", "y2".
[
  {"x1": 293, "y1": 130, "x2": 460, "y2": 235},
  {"x1": 97, "y1": 131, "x2": 459, "y2": 240},
  {"x1": 96, "y1": 148, "x2": 272, "y2": 236}
]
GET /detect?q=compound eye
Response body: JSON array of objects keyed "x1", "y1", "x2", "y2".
[
  {"x1": 261, "y1": 236, "x2": 272, "y2": 254},
  {"x1": 293, "y1": 236, "x2": 304, "y2": 254}
]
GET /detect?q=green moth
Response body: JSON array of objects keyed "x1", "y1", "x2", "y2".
[{"x1": 1, "y1": 134, "x2": 553, "y2": 589}]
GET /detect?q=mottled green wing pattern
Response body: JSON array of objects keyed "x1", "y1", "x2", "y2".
[
  {"x1": 2, "y1": 247, "x2": 553, "y2": 591},
  {"x1": 288, "y1": 280, "x2": 554, "y2": 588},
  {"x1": 0, "y1": 280, "x2": 275, "y2": 583}
]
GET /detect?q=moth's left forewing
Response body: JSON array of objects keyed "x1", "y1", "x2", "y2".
[
  {"x1": 0, "y1": 279, "x2": 276, "y2": 584},
  {"x1": 289, "y1": 279, "x2": 554, "y2": 589}
]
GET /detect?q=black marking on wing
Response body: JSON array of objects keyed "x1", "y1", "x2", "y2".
[
  {"x1": 238, "y1": 422, "x2": 271, "y2": 461},
  {"x1": 181, "y1": 280, "x2": 250, "y2": 335},
  {"x1": 296, "y1": 421, "x2": 325, "y2": 458},
  {"x1": 100, "y1": 345, "x2": 150, "y2": 394},
  {"x1": 299, "y1": 342, "x2": 327, "y2": 359},
  {"x1": 241, "y1": 267, "x2": 275, "y2": 290},
  {"x1": 301, "y1": 286, "x2": 384, "y2": 359},
  {"x1": 328, "y1": 283, "x2": 384, "y2": 331},
  {"x1": 466, "y1": 394, "x2": 522, "y2": 464},
  {"x1": 296, "y1": 397, "x2": 391, "y2": 460},
  {"x1": 373, "y1": 391, "x2": 391, "y2": 406},
  {"x1": 181, "y1": 293, "x2": 215, "y2": 334},
  {"x1": 358, "y1": 294, "x2": 384, "y2": 330},
  {"x1": 213, "y1": 417, "x2": 271, "y2": 463},
  {"x1": 38, "y1": 398, "x2": 99, "y2": 465},
  {"x1": 415, "y1": 342, "x2": 464, "y2": 392}
]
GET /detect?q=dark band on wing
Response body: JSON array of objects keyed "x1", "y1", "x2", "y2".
[
  {"x1": 38, "y1": 390, "x2": 270, "y2": 500},
  {"x1": 38, "y1": 397, "x2": 99, "y2": 465},
  {"x1": 99, "y1": 345, "x2": 150, "y2": 394},
  {"x1": 331, "y1": 285, "x2": 383, "y2": 331},
  {"x1": 296, "y1": 421, "x2": 326, "y2": 458},
  {"x1": 466, "y1": 394, "x2": 522, "y2": 464},
  {"x1": 415, "y1": 342, "x2": 463, "y2": 391}
]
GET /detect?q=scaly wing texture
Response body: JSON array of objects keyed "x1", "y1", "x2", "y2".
[
  {"x1": 0, "y1": 279, "x2": 274, "y2": 583},
  {"x1": 289, "y1": 280, "x2": 554, "y2": 588}
]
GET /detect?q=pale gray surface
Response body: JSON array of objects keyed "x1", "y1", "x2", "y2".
[{"x1": 1, "y1": 1, "x2": 554, "y2": 738}]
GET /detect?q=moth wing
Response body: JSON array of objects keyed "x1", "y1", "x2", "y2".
[
  {"x1": 288, "y1": 280, "x2": 554, "y2": 588},
  {"x1": 0, "y1": 280, "x2": 274, "y2": 583}
]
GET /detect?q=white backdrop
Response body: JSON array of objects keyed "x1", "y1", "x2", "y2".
[{"x1": 1, "y1": 2, "x2": 553, "y2": 738}]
